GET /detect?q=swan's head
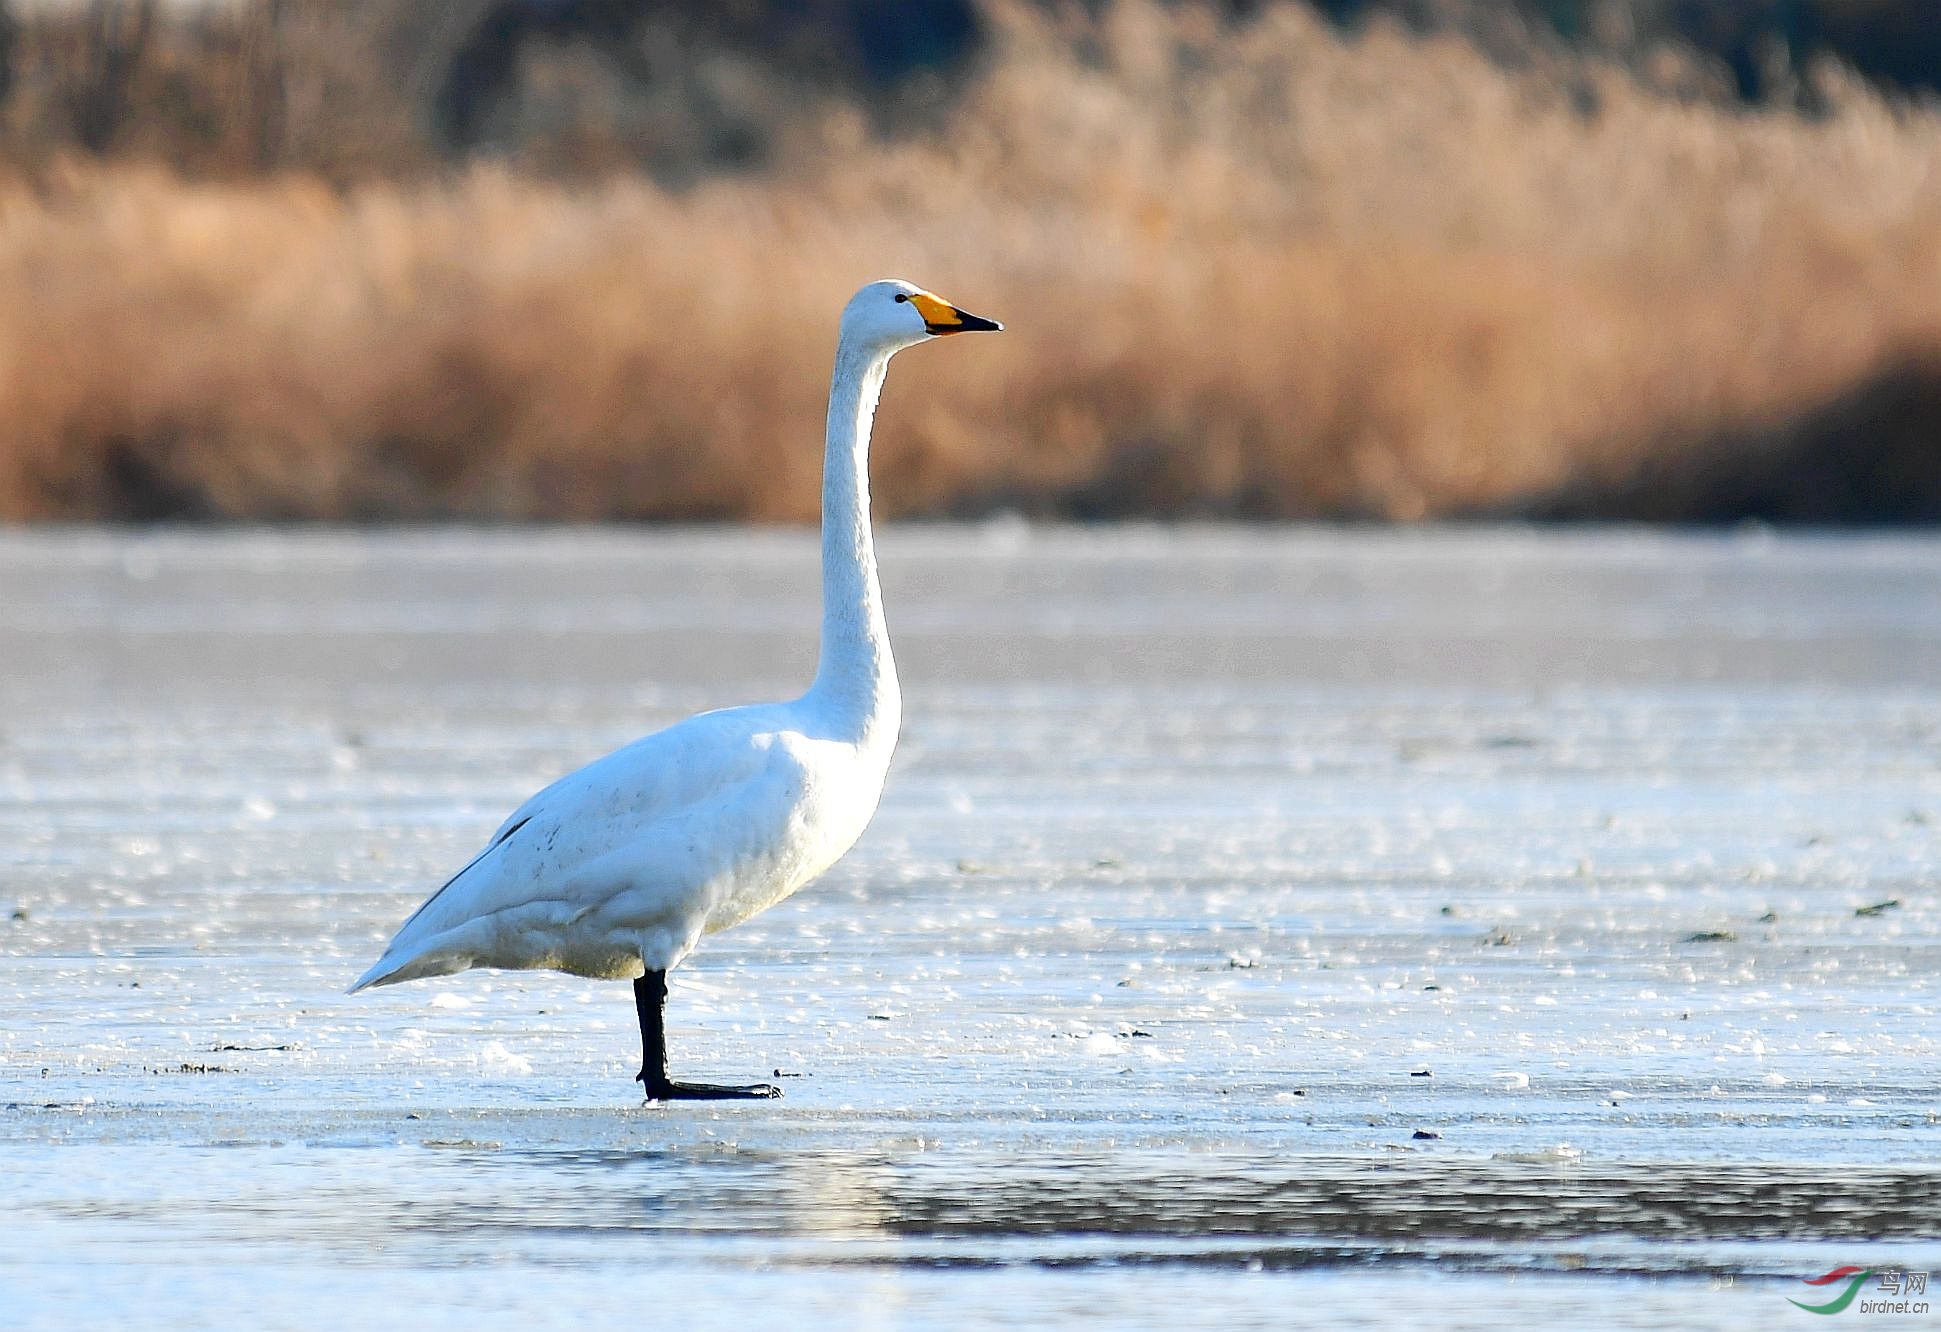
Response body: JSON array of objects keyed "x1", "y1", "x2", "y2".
[{"x1": 841, "y1": 279, "x2": 1002, "y2": 354}]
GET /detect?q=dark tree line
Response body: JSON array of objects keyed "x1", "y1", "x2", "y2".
[
  {"x1": 1313, "y1": 0, "x2": 1941, "y2": 101},
  {"x1": 4, "y1": 1, "x2": 1940, "y2": 178}
]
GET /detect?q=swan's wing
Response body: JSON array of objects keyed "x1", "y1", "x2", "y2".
[
  {"x1": 388, "y1": 810, "x2": 534, "y2": 940},
  {"x1": 351, "y1": 706, "x2": 789, "y2": 989}
]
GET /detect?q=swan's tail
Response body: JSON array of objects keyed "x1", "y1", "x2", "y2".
[
  {"x1": 347, "y1": 947, "x2": 470, "y2": 994},
  {"x1": 347, "y1": 955, "x2": 406, "y2": 994},
  {"x1": 346, "y1": 959, "x2": 397, "y2": 994}
]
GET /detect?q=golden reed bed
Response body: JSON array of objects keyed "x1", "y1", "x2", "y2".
[{"x1": 5, "y1": 2, "x2": 1941, "y2": 521}]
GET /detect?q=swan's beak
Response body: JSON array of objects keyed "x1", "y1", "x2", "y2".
[{"x1": 909, "y1": 291, "x2": 1002, "y2": 336}]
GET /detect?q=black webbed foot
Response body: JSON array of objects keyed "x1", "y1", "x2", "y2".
[{"x1": 636, "y1": 1071, "x2": 782, "y2": 1101}]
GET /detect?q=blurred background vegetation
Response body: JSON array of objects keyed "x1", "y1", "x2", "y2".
[{"x1": 3, "y1": 0, "x2": 1941, "y2": 521}]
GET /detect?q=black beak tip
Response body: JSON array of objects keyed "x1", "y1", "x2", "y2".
[{"x1": 929, "y1": 307, "x2": 1002, "y2": 335}]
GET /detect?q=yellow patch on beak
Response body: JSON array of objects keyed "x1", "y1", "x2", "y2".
[
  {"x1": 907, "y1": 292, "x2": 961, "y2": 330},
  {"x1": 907, "y1": 290, "x2": 1003, "y2": 336}
]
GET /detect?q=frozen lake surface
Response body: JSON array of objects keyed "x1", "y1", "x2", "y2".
[{"x1": 2, "y1": 525, "x2": 1937, "y2": 1329}]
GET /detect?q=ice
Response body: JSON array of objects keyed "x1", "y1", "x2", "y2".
[{"x1": 1, "y1": 526, "x2": 1939, "y2": 1329}]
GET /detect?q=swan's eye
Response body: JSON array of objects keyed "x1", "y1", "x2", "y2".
[{"x1": 894, "y1": 293, "x2": 907, "y2": 303}]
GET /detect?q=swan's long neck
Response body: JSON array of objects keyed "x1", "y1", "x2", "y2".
[{"x1": 808, "y1": 335, "x2": 900, "y2": 745}]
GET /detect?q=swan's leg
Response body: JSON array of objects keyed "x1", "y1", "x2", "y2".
[{"x1": 633, "y1": 970, "x2": 781, "y2": 1101}]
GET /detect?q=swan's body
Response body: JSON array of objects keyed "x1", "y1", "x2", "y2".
[
  {"x1": 351, "y1": 280, "x2": 1000, "y2": 1098},
  {"x1": 351, "y1": 698, "x2": 894, "y2": 985}
]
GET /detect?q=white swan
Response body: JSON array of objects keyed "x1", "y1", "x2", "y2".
[{"x1": 351, "y1": 279, "x2": 1001, "y2": 1099}]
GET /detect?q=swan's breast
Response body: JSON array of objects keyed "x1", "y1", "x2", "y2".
[{"x1": 701, "y1": 732, "x2": 892, "y2": 933}]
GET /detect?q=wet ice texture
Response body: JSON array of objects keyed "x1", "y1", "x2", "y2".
[{"x1": 1, "y1": 527, "x2": 1938, "y2": 1330}]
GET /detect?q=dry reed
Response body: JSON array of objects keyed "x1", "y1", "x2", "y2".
[{"x1": 6, "y1": 1, "x2": 1941, "y2": 521}]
